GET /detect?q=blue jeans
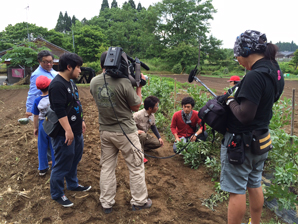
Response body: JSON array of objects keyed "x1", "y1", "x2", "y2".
[
  {"x1": 38, "y1": 120, "x2": 55, "y2": 170},
  {"x1": 50, "y1": 134, "x2": 84, "y2": 199}
]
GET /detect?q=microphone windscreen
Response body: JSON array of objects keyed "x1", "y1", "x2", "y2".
[
  {"x1": 188, "y1": 67, "x2": 197, "y2": 83},
  {"x1": 140, "y1": 62, "x2": 150, "y2": 70}
]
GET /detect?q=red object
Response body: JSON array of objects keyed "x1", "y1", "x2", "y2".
[
  {"x1": 170, "y1": 110, "x2": 205, "y2": 138},
  {"x1": 36, "y1": 76, "x2": 51, "y2": 89},
  {"x1": 227, "y1": 76, "x2": 240, "y2": 82},
  {"x1": 143, "y1": 158, "x2": 148, "y2": 164}
]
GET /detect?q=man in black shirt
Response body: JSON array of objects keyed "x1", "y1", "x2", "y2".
[{"x1": 49, "y1": 53, "x2": 91, "y2": 207}]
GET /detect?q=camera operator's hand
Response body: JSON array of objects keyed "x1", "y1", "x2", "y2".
[{"x1": 140, "y1": 73, "x2": 147, "y2": 86}]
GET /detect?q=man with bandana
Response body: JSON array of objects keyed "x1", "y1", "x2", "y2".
[
  {"x1": 219, "y1": 30, "x2": 284, "y2": 224},
  {"x1": 171, "y1": 96, "x2": 207, "y2": 153}
]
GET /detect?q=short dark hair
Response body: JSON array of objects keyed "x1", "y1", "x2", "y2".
[
  {"x1": 181, "y1": 97, "x2": 195, "y2": 107},
  {"x1": 58, "y1": 53, "x2": 83, "y2": 72},
  {"x1": 100, "y1": 51, "x2": 107, "y2": 69},
  {"x1": 40, "y1": 86, "x2": 49, "y2": 93},
  {"x1": 144, "y1": 96, "x2": 160, "y2": 110},
  {"x1": 37, "y1": 50, "x2": 54, "y2": 62}
]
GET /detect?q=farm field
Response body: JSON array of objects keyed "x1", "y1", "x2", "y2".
[{"x1": 0, "y1": 75, "x2": 297, "y2": 223}]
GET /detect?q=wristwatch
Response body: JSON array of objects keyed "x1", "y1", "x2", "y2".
[{"x1": 194, "y1": 133, "x2": 198, "y2": 137}]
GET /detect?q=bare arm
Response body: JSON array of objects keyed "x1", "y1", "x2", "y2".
[{"x1": 33, "y1": 115, "x2": 39, "y2": 136}]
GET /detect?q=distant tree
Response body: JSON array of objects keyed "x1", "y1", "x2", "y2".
[
  {"x1": 205, "y1": 35, "x2": 225, "y2": 65},
  {"x1": 71, "y1": 15, "x2": 78, "y2": 25},
  {"x1": 45, "y1": 29, "x2": 73, "y2": 52},
  {"x1": 55, "y1": 12, "x2": 65, "y2": 32},
  {"x1": 2, "y1": 42, "x2": 50, "y2": 68},
  {"x1": 111, "y1": 0, "x2": 118, "y2": 8},
  {"x1": 74, "y1": 26, "x2": 108, "y2": 62},
  {"x1": 129, "y1": 0, "x2": 136, "y2": 9},
  {"x1": 155, "y1": 0, "x2": 216, "y2": 48},
  {"x1": 275, "y1": 41, "x2": 298, "y2": 52},
  {"x1": 64, "y1": 12, "x2": 72, "y2": 32},
  {"x1": 137, "y1": 3, "x2": 143, "y2": 11},
  {"x1": 290, "y1": 49, "x2": 298, "y2": 70},
  {"x1": 81, "y1": 18, "x2": 89, "y2": 25},
  {"x1": 101, "y1": 0, "x2": 110, "y2": 12}
]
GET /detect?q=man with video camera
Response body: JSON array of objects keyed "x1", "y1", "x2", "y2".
[{"x1": 90, "y1": 48, "x2": 152, "y2": 214}]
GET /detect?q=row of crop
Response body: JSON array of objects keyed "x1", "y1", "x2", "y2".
[{"x1": 143, "y1": 74, "x2": 298, "y2": 213}]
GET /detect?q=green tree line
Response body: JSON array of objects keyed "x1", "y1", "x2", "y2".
[{"x1": 0, "y1": 0, "x2": 297, "y2": 75}]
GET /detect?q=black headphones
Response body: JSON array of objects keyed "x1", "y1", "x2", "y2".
[{"x1": 238, "y1": 34, "x2": 251, "y2": 57}]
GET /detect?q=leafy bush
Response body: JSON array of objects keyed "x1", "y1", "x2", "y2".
[
  {"x1": 172, "y1": 63, "x2": 182, "y2": 74},
  {"x1": 83, "y1": 61, "x2": 102, "y2": 74}
]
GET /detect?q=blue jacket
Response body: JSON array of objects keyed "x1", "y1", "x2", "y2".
[{"x1": 26, "y1": 65, "x2": 57, "y2": 113}]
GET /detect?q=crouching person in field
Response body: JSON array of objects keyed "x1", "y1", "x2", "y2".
[
  {"x1": 49, "y1": 53, "x2": 91, "y2": 208},
  {"x1": 133, "y1": 96, "x2": 164, "y2": 163}
]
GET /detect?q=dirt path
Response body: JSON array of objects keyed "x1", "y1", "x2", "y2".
[{"x1": 0, "y1": 75, "x2": 296, "y2": 223}]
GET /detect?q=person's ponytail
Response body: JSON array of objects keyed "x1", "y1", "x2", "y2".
[{"x1": 264, "y1": 43, "x2": 278, "y2": 61}]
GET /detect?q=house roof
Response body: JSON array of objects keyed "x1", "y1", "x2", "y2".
[
  {"x1": 0, "y1": 37, "x2": 71, "y2": 58},
  {"x1": 276, "y1": 51, "x2": 295, "y2": 58}
]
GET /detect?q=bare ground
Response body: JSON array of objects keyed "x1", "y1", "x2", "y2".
[{"x1": 0, "y1": 75, "x2": 297, "y2": 224}]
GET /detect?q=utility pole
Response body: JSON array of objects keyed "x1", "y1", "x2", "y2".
[{"x1": 25, "y1": 5, "x2": 30, "y2": 41}]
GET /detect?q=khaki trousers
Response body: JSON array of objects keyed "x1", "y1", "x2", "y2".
[
  {"x1": 138, "y1": 132, "x2": 161, "y2": 151},
  {"x1": 99, "y1": 131, "x2": 148, "y2": 208}
]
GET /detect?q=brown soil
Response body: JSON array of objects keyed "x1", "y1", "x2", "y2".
[{"x1": 0, "y1": 75, "x2": 296, "y2": 224}]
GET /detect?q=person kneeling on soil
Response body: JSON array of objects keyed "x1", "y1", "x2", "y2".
[
  {"x1": 171, "y1": 97, "x2": 207, "y2": 153},
  {"x1": 133, "y1": 96, "x2": 164, "y2": 162},
  {"x1": 31, "y1": 76, "x2": 55, "y2": 176}
]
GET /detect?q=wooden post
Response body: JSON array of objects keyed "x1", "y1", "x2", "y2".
[
  {"x1": 291, "y1": 88, "x2": 295, "y2": 145},
  {"x1": 174, "y1": 78, "x2": 177, "y2": 110}
]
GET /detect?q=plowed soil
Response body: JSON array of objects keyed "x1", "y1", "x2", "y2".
[{"x1": 0, "y1": 75, "x2": 297, "y2": 224}]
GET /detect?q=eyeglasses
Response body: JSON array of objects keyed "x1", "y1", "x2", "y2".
[{"x1": 42, "y1": 60, "x2": 53, "y2": 64}]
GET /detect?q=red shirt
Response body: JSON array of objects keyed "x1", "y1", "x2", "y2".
[{"x1": 170, "y1": 110, "x2": 205, "y2": 138}]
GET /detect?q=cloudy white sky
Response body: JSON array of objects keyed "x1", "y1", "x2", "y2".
[{"x1": 1, "y1": 0, "x2": 297, "y2": 49}]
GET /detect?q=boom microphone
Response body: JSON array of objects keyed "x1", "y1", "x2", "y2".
[
  {"x1": 127, "y1": 55, "x2": 150, "y2": 70},
  {"x1": 188, "y1": 65, "x2": 197, "y2": 83}
]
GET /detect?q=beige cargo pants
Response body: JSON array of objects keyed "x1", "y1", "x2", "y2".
[
  {"x1": 99, "y1": 130, "x2": 148, "y2": 208},
  {"x1": 138, "y1": 132, "x2": 161, "y2": 151}
]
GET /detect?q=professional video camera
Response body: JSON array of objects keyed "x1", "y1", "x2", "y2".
[{"x1": 103, "y1": 46, "x2": 150, "y2": 87}]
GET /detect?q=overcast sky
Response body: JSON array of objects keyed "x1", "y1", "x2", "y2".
[{"x1": 1, "y1": 0, "x2": 297, "y2": 49}]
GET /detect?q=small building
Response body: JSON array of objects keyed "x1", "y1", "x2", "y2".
[
  {"x1": 276, "y1": 51, "x2": 295, "y2": 59},
  {"x1": 0, "y1": 37, "x2": 71, "y2": 84}
]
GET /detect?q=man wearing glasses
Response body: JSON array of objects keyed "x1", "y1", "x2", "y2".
[{"x1": 26, "y1": 50, "x2": 58, "y2": 118}]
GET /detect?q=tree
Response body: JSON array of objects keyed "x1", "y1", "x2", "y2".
[
  {"x1": 129, "y1": 0, "x2": 136, "y2": 9},
  {"x1": 71, "y1": 15, "x2": 78, "y2": 25},
  {"x1": 64, "y1": 12, "x2": 72, "y2": 32},
  {"x1": 137, "y1": 3, "x2": 143, "y2": 11},
  {"x1": 290, "y1": 49, "x2": 298, "y2": 70},
  {"x1": 155, "y1": 0, "x2": 216, "y2": 48},
  {"x1": 204, "y1": 35, "x2": 225, "y2": 65},
  {"x1": 45, "y1": 29, "x2": 73, "y2": 52},
  {"x1": 55, "y1": 12, "x2": 65, "y2": 32},
  {"x1": 74, "y1": 25, "x2": 108, "y2": 62},
  {"x1": 111, "y1": 0, "x2": 118, "y2": 8},
  {"x1": 101, "y1": 0, "x2": 110, "y2": 12},
  {"x1": 2, "y1": 42, "x2": 50, "y2": 68}
]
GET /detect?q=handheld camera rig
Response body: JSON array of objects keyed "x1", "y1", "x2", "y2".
[{"x1": 103, "y1": 46, "x2": 150, "y2": 87}]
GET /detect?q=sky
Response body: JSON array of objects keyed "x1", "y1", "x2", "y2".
[{"x1": 1, "y1": 0, "x2": 297, "y2": 49}]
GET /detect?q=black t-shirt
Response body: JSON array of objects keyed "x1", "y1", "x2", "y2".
[
  {"x1": 227, "y1": 58, "x2": 284, "y2": 133},
  {"x1": 49, "y1": 75, "x2": 83, "y2": 136}
]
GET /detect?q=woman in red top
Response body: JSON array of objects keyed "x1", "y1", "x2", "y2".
[{"x1": 171, "y1": 97, "x2": 207, "y2": 153}]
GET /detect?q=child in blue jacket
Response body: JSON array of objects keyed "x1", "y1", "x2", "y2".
[{"x1": 31, "y1": 76, "x2": 55, "y2": 175}]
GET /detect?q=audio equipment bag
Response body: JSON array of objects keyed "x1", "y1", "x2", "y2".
[
  {"x1": 43, "y1": 82, "x2": 75, "y2": 138},
  {"x1": 251, "y1": 129, "x2": 273, "y2": 155},
  {"x1": 227, "y1": 134, "x2": 245, "y2": 165},
  {"x1": 199, "y1": 98, "x2": 228, "y2": 135}
]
